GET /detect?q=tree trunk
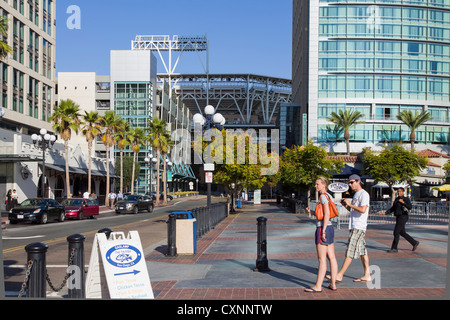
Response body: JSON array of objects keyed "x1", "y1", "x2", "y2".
[
  {"x1": 65, "y1": 140, "x2": 70, "y2": 198},
  {"x1": 410, "y1": 131, "x2": 416, "y2": 151},
  {"x1": 120, "y1": 149, "x2": 124, "y2": 194},
  {"x1": 163, "y1": 158, "x2": 167, "y2": 205},
  {"x1": 344, "y1": 129, "x2": 350, "y2": 156},
  {"x1": 155, "y1": 150, "x2": 160, "y2": 206},
  {"x1": 131, "y1": 151, "x2": 136, "y2": 194},
  {"x1": 106, "y1": 145, "x2": 110, "y2": 201},
  {"x1": 88, "y1": 141, "x2": 92, "y2": 194}
]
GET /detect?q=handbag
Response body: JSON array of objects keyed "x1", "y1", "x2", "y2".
[{"x1": 315, "y1": 193, "x2": 339, "y2": 221}]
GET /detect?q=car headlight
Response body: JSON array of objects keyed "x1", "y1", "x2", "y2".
[
  {"x1": 33, "y1": 209, "x2": 41, "y2": 214},
  {"x1": 126, "y1": 203, "x2": 134, "y2": 209}
]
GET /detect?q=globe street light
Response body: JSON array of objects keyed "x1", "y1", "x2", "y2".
[
  {"x1": 32, "y1": 129, "x2": 57, "y2": 198},
  {"x1": 193, "y1": 105, "x2": 226, "y2": 207}
]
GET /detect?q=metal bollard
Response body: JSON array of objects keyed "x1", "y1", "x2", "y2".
[
  {"x1": 24, "y1": 242, "x2": 49, "y2": 298},
  {"x1": 98, "y1": 228, "x2": 113, "y2": 239},
  {"x1": 166, "y1": 214, "x2": 177, "y2": 257},
  {"x1": 67, "y1": 234, "x2": 86, "y2": 299},
  {"x1": 254, "y1": 217, "x2": 270, "y2": 272}
]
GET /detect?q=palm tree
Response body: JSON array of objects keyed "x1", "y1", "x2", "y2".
[
  {"x1": 99, "y1": 110, "x2": 121, "y2": 199},
  {"x1": 0, "y1": 17, "x2": 13, "y2": 60},
  {"x1": 396, "y1": 110, "x2": 433, "y2": 150},
  {"x1": 81, "y1": 111, "x2": 102, "y2": 194},
  {"x1": 127, "y1": 127, "x2": 146, "y2": 194},
  {"x1": 114, "y1": 118, "x2": 130, "y2": 194},
  {"x1": 49, "y1": 99, "x2": 81, "y2": 198},
  {"x1": 160, "y1": 131, "x2": 174, "y2": 205},
  {"x1": 146, "y1": 118, "x2": 167, "y2": 206},
  {"x1": 328, "y1": 109, "x2": 364, "y2": 155}
]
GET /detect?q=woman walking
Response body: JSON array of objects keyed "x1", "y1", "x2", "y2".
[{"x1": 305, "y1": 177, "x2": 338, "y2": 292}]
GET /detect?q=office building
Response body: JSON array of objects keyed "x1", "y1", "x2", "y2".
[{"x1": 293, "y1": 0, "x2": 450, "y2": 154}]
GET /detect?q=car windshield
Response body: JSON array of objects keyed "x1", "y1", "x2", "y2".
[
  {"x1": 20, "y1": 199, "x2": 47, "y2": 206},
  {"x1": 124, "y1": 195, "x2": 139, "y2": 201},
  {"x1": 61, "y1": 199, "x2": 83, "y2": 206}
]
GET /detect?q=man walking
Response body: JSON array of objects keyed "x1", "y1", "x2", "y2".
[
  {"x1": 380, "y1": 187, "x2": 419, "y2": 252},
  {"x1": 330, "y1": 174, "x2": 371, "y2": 283}
]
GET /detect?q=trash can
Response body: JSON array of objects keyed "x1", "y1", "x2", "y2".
[
  {"x1": 236, "y1": 200, "x2": 241, "y2": 209},
  {"x1": 172, "y1": 211, "x2": 197, "y2": 254}
]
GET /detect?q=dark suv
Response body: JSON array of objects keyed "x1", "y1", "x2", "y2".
[{"x1": 115, "y1": 194, "x2": 154, "y2": 214}]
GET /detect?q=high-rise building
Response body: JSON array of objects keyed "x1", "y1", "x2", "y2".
[
  {"x1": 1, "y1": 0, "x2": 56, "y2": 133},
  {"x1": 293, "y1": 0, "x2": 450, "y2": 153}
]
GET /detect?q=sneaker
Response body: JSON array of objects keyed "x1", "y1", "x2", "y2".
[{"x1": 387, "y1": 249, "x2": 398, "y2": 253}]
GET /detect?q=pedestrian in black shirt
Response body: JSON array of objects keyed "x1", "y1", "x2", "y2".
[{"x1": 380, "y1": 187, "x2": 419, "y2": 252}]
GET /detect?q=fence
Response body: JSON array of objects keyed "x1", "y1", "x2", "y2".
[
  {"x1": 191, "y1": 202, "x2": 228, "y2": 238},
  {"x1": 309, "y1": 200, "x2": 449, "y2": 229}
]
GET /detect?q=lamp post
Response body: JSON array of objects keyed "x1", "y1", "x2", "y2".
[
  {"x1": 0, "y1": 107, "x2": 5, "y2": 121},
  {"x1": 193, "y1": 105, "x2": 226, "y2": 207},
  {"x1": 32, "y1": 129, "x2": 56, "y2": 198},
  {"x1": 230, "y1": 183, "x2": 236, "y2": 213},
  {"x1": 145, "y1": 155, "x2": 157, "y2": 195}
]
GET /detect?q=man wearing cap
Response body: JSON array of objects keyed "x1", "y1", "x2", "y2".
[{"x1": 335, "y1": 174, "x2": 371, "y2": 283}]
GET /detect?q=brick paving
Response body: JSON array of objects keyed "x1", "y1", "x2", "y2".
[{"x1": 145, "y1": 200, "x2": 448, "y2": 300}]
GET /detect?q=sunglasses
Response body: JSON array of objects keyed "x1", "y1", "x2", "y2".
[{"x1": 348, "y1": 181, "x2": 358, "y2": 185}]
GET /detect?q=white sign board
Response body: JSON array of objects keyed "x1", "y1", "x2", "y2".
[
  {"x1": 204, "y1": 163, "x2": 215, "y2": 171},
  {"x1": 205, "y1": 172, "x2": 213, "y2": 184},
  {"x1": 254, "y1": 189, "x2": 261, "y2": 205},
  {"x1": 86, "y1": 231, "x2": 154, "y2": 299}
]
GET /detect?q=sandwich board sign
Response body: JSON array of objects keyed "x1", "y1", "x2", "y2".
[{"x1": 85, "y1": 231, "x2": 154, "y2": 299}]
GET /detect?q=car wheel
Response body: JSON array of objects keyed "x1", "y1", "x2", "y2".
[
  {"x1": 59, "y1": 211, "x2": 65, "y2": 222},
  {"x1": 133, "y1": 206, "x2": 139, "y2": 214},
  {"x1": 40, "y1": 212, "x2": 48, "y2": 224},
  {"x1": 147, "y1": 205, "x2": 153, "y2": 213},
  {"x1": 78, "y1": 211, "x2": 84, "y2": 220}
]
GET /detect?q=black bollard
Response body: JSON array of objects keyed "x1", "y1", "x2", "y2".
[
  {"x1": 67, "y1": 234, "x2": 86, "y2": 299},
  {"x1": 24, "y1": 242, "x2": 49, "y2": 298},
  {"x1": 254, "y1": 217, "x2": 270, "y2": 272},
  {"x1": 166, "y1": 214, "x2": 177, "y2": 257},
  {"x1": 97, "y1": 228, "x2": 113, "y2": 239}
]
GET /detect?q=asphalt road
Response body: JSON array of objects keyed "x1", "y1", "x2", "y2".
[{"x1": 2, "y1": 196, "x2": 225, "y2": 297}]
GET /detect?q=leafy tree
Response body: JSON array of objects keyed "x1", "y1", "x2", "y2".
[
  {"x1": 147, "y1": 117, "x2": 168, "y2": 206},
  {"x1": 396, "y1": 110, "x2": 432, "y2": 150},
  {"x1": 127, "y1": 127, "x2": 146, "y2": 194},
  {"x1": 114, "y1": 156, "x2": 140, "y2": 192},
  {"x1": 0, "y1": 17, "x2": 13, "y2": 60},
  {"x1": 363, "y1": 144, "x2": 428, "y2": 202},
  {"x1": 50, "y1": 99, "x2": 81, "y2": 197},
  {"x1": 280, "y1": 141, "x2": 343, "y2": 205},
  {"x1": 81, "y1": 111, "x2": 102, "y2": 194},
  {"x1": 327, "y1": 109, "x2": 364, "y2": 155},
  {"x1": 99, "y1": 110, "x2": 121, "y2": 198},
  {"x1": 114, "y1": 118, "x2": 131, "y2": 194}
]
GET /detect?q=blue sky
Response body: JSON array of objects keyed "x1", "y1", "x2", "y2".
[{"x1": 56, "y1": 0, "x2": 293, "y2": 79}]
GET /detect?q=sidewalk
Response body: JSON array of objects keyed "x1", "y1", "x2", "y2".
[{"x1": 145, "y1": 200, "x2": 448, "y2": 300}]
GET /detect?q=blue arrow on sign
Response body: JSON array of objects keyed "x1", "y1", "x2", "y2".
[{"x1": 114, "y1": 270, "x2": 141, "y2": 276}]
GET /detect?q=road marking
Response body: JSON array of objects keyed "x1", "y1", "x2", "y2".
[{"x1": 2, "y1": 235, "x2": 45, "y2": 240}]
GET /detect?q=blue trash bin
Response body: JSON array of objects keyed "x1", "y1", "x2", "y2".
[
  {"x1": 172, "y1": 211, "x2": 197, "y2": 254},
  {"x1": 236, "y1": 200, "x2": 241, "y2": 209}
]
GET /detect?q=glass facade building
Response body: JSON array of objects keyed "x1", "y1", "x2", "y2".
[{"x1": 293, "y1": 0, "x2": 450, "y2": 152}]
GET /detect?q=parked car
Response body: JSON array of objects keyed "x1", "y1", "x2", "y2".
[
  {"x1": 8, "y1": 198, "x2": 66, "y2": 224},
  {"x1": 115, "y1": 194, "x2": 154, "y2": 214},
  {"x1": 146, "y1": 192, "x2": 173, "y2": 201},
  {"x1": 61, "y1": 198, "x2": 99, "y2": 220}
]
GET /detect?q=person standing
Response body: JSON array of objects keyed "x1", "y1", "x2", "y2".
[
  {"x1": 11, "y1": 189, "x2": 18, "y2": 208},
  {"x1": 380, "y1": 187, "x2": 419, "y2": 252},
  {"x1": 5, "y1": 189, "x2": 12, "y2": 211},
  {"x1": 334, "y1": 174, "x2": 371, "y2": 283},
  {"x1": 108, "y1": 191, "x2": 116, "y2": 209},
  {"x1": 305, "y1": 177, "x2": 338, "y2": 292},
  {"x1": 117, "y1": 190, "x2": 123, "y2": 202}
]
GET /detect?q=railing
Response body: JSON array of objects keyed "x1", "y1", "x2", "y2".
[
  {"x1": 191, "y1": 202, "x2": 228, "y2": 238},
  {"x1": 309, "y1": 200, "x2": 449, "y2": 229}
]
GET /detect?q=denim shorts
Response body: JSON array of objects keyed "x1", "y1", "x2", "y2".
[{"x1": 315, "y1": 226, "x2": 335, "y2": 245}]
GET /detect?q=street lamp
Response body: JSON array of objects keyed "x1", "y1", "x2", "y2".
[
  {"x1": 145, "y1": 155, "x2": 157, "y2": 194},
  {"x1": 31, "y1": 129, "x2": 57, "y2": 198},
  {"x1": 193, "y1": 105, "x2": 226, "y2": 206},
  {"x1": 230, "y1": 183, "x2": 236, "y2": 213},
  {"x1": 0, "y1": 107, "x2": 5, "y2": 121}
]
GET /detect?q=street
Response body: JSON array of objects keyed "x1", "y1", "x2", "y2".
[{"x1": 2, "y1": 196, "x2": 222, "y2": 297}]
